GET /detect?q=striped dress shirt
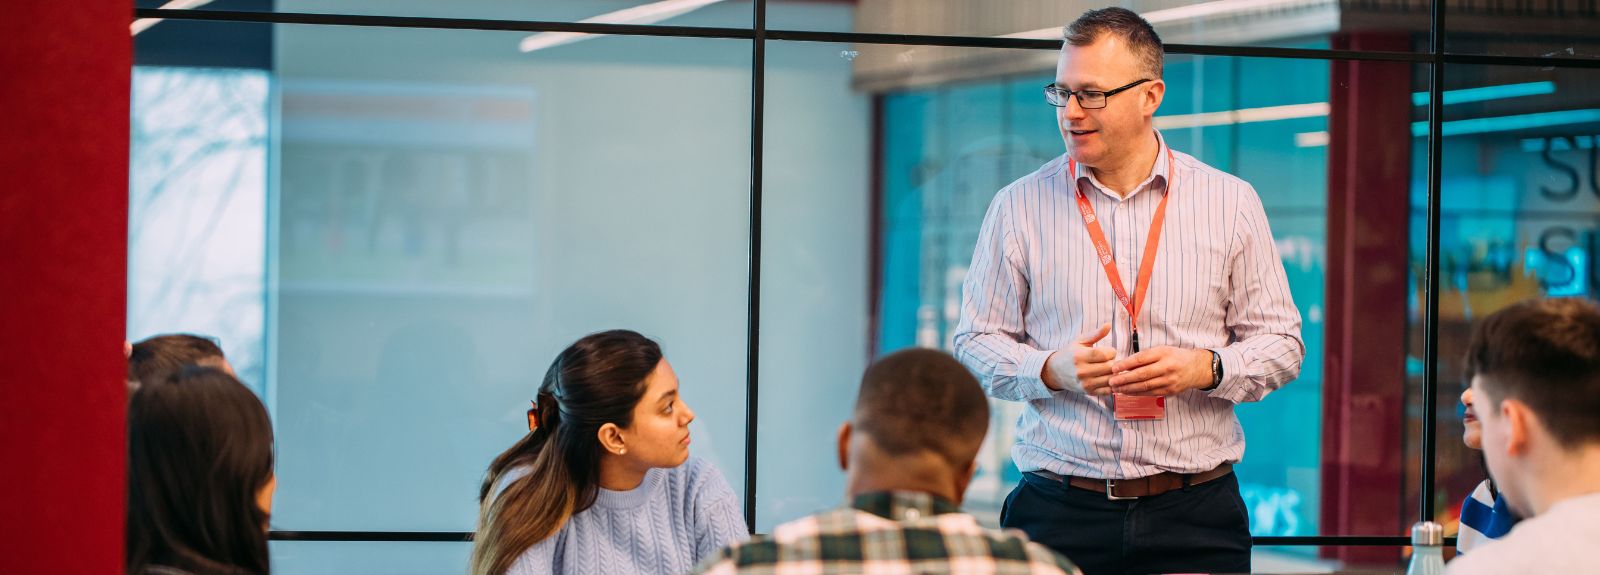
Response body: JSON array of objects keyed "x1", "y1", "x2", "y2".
[{"x1": 953, "y1": 131, "x2": 1304, "y2": 480}]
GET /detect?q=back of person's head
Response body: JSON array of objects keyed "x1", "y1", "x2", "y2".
[
  {"x1": 1466, "y1": 297, "x2": 1600, "y2": 449},
  {"x1": 127, "y1": 366, "x2": 274, "y2": 575},
  {"x1": 1466, "y1": 298, "x2": 1600, "y2": 517},
  {"x1": 848, "y1": 348, "x2": 989, "y2": 487},
  {"x1": 471, "y1": 330, "x2": 665, "y2": 575},
  {"x1": 1064, "y1": 7, "x2": 1164, "y2": 79},
  {"x1": 127, "y1": 334, "x2": 231, "y2": 389}
]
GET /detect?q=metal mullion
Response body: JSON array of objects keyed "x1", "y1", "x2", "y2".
[
  {"x1": 743, "y1": 0, "x2": 766, "y2": 535},
  {"x1": 269, "y1": 531, "x2": 472, "y2": 542},
  {"x1": 136, "y1": 9, "x2": 1600, "y2": 69},
  {"x1": 1420, "y1": 0, "x2": 1448, "y2": 528},
  {"x1": 264, "y1": 532, "x2": 1449, "y2": 545},
  {"x1": 1442, "y1": 52, "x2": 1600, "y2": 68},
  {"x1": 134, "y1": 8, "x2": 756, "y2": 39}
]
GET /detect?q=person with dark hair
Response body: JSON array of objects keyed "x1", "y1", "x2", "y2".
[
  {"x1": 1454, "y1": 387, "x2": 1519, "y2": 553},
  {"x1": 1447, "y1": 298, "x2": 1600, "y2": 574},
  {"x1": 127, "y1": 333, "x2": 234, "y2": 389},
  {"x1": 692, "y1": 348, "x2": 1080, "y2": 575},
  {"x1": 470, "y1": 330, "x2": 746, "y2": 575},
  {"x1": 126, "y1": 366, "x2": 276, "y2": 575},
  {"x1": 952, "y1": 6, "x2": 1304, "y2": 574}
]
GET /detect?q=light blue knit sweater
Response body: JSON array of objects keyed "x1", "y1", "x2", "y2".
[{"x1": 502, "y1": 456, "x2": 748, "y2": 575}]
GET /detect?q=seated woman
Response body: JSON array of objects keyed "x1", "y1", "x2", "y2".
[
  {"x1": 126, "y1": 366, "x2": 277, "y2": 575},
  {"x1": 471, "y1": 330, "x2": 746, "y2": 575}
]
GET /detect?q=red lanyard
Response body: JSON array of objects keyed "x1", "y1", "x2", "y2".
[{"x1": 1069, "y1": 149, "x2": 1176, "y2": 353}]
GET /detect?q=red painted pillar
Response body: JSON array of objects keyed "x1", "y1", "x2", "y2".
[
  {"x1": 1321, "y1": 31, "x2": 1414, "y2": 565},
  {"x1": 0, "y1": 2, "x2": 131, "y2": 574}
]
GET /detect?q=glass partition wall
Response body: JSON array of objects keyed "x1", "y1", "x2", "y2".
[{"x1": 129, "y1": 0, "x2": 1600, "y2": 572}]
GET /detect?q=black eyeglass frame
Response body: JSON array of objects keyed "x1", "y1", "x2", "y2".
[{"x1": 1044, "y1": 78, "x2": 1154, "y2": 109}]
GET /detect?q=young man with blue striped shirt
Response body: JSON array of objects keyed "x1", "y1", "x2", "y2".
[
  {"x1": 1456, "y1": 387, "x2": 1519, "y2": 553},
  {"x1": 953, "y1": 8, "x2": 1304, "y2": 575}
]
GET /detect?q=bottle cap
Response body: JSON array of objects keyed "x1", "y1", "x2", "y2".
[{"x1": 1411, "y1": 521, "x2": 1444, "y2": 546}]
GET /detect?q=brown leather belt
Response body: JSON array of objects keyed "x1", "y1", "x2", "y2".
[{"x1": 1028, "y1": 463, "x2": 1233, "y2": 500}]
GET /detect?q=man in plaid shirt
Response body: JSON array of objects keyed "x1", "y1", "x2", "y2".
[{"x1": 693, "y1": 349, "x2": 1081, "y2": 575}]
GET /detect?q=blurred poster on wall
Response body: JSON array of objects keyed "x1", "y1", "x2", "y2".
[{"x1": 279, "y1": 80, "x2": 538, "y2": 296}]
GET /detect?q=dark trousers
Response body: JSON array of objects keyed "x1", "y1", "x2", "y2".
[{"x1": 1001, "y1": 470, "x2": 1252, "y2": 575}]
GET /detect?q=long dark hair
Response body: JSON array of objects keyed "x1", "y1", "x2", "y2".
[
  {"x1": 127, "y1": 366, "x2": 274, "y2": 575},
  {"x1": 470, "y1": 330, "x2": 662, "y2": 575}
]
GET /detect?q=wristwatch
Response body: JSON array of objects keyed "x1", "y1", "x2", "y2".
[{"x1": 1205, "y1": 350, "x2": 1223, "y2": 391}]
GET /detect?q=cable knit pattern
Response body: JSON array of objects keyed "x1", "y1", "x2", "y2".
[{"x1": 502, "y1": 456, "x2": 747, "y2": 575}]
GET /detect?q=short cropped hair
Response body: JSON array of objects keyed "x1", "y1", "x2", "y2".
[
  {"x1": 1466, "y1": 298, "x2": 1600, "y2": 448},
  {"x1": 852, "y1": 348, "x2": 989, "y2": 466},
  {"x1": 128, "y1": 334, "x2": 226, "y2": 387},
  {"x1": 1064, "y1": 7, "x2": 1165, "y2": 79}
]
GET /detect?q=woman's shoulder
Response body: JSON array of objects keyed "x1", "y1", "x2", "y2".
[
  {"x1": 669, "y1": 456, "x2": 727, "y2": 485},
  {"x1": 665, "y1": 456, "x2": 737, "y2": 502}
]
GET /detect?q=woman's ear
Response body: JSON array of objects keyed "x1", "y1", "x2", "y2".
[
  {"x1": 597, "y1": 423, "x2": 627, "y2": 455},
  {"x1": 257, "y1": 473, "x2": 277, "y2": 526}
]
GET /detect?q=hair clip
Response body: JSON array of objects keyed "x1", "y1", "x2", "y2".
[{"x1": 527, "y1": 400, "x2": 539, "y2": 432}]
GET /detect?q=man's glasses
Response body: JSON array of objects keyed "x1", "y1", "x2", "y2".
[{"x1": 1044, "y1": 78, "x2": 1153, "y2": 109}]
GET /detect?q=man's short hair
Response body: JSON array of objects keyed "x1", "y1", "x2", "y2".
[
  {"x1": 852, "y1": 348, "x2": 989, "y2": 466},
  {"x1": 1064, "y1": 7, "x2": 1165, "y2": 80},
  {"x1": 1466, "y1": 298, "x2": 1600, "y2": 448},
  {"x1": 128, "y1": 334, "x2": 226, "y2": 387}
]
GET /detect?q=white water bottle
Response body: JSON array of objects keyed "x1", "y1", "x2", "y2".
[{"x1": 1407, "y1": 521, "x2": 1447, "y2": 575}]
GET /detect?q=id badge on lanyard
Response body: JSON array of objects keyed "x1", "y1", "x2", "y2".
[
  {"x1": 1112, "y1": 334, "x2": 1166, "y2": 421},
  {"x1": 1069, "y1": 153, "x2": 1175, "y2": 421}
]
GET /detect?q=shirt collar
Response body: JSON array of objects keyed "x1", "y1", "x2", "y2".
[
  {"x1": 850, "y1": 490, "x2": 962, "y2": 522},
  {"x1": 1072, "y1": 129, "x2": 1173, "y2": 201}
]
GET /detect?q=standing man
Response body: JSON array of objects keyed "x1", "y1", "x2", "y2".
[{"x1": 953, "y1": 7, "x2": 1304, "y2": 575}]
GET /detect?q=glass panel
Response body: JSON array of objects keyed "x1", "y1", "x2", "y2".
[
  {"x1": 838, "y1": 41, "x2": 1422, "y2": 538},
  {"x1": 771, "y1": 0, "x2": 1421, "y2": 54},
  {"x1": 133, "y1": 19, "x2": 752, "y2": 533},
  {"x1": 1445, "y1": 0, "x2": 1600, "y2": 60},
  {"x1": 128, "y1": 65, "x2": 271, "y2": 393},
  {"x1": 271, "y1": 541, "x2": 470, "y2": 575},
  {"x1": 754, "y1": 35, "x2": 876, "y2": 531},
  {"x1": 1420, "y1": 63, "x2": 1600, "y2": 538},
  {"x1": 132, "y1": 0, "x2": 751, "y2": 28}
]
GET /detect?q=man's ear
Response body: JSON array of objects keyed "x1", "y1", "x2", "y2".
[
  {"x1": 597, "y1": 423, "x2": 627, "y2": 455},
  {"x1": 837, "y1": 422, "x2": 851, "y2": 472},
  {"x1": 952, "y1": 457, "x2": 978, "y2": 507},
  {"x1": 1143, "y1": 79, "x2": 1165, "y2": 116},
  {"x1": 1503, "y1": 399, "x2": 1533, "y2": 457}
]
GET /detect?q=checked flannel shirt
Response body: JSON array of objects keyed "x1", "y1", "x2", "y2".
[{"x1": 692, "y1": 490, "x2": 1081, "y2": 575}]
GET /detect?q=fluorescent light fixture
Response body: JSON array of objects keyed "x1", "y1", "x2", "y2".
[
  {"x1": 1154, "y1": 102, "x2": 1329, "y2": 130},
  {"x1": 1411, "y1": 109, "x2": 1600, "y2": 138},
  {"x1": 1158, "y1": 81, "x2": 1569, "y2": 144},
  {"x1": 1295, "y1": 131, "x2": 1330, "y2": 147},
  {"x1": 1410, "y1": 81, "x2": 1556, "y2": 107},
  {"x1": 131, "y1": 0, "x2": 213, "y2": 36},
  {"x1": 520, "y1": 0, "x2": 725, "y2": 53},
  {"x1": 1000, "y1": 0, "x2": 1325, "y2": 39}
]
